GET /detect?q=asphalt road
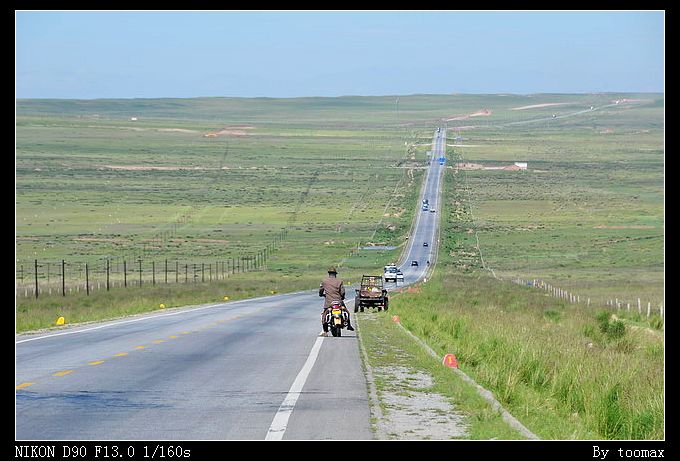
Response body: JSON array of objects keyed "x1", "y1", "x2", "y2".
[
  {"x1": 15, "y1": 128, "x2": 446, "y2": 441},
  {"x1": 393, "y1": 126, "x2": 446, "y2": 285}
]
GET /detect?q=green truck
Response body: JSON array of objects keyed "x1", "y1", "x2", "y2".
[{"x1": 354, "y1": 275, "x2": 389, "y2": 312}]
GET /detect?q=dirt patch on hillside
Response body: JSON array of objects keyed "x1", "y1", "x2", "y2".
[
  {"x1": 204, "y1": 125, "x2": 256, "y2": 137},
  {"x1": 157, "y1": 128, "x2": 199, "y2": 134},
  {"x1": 73, "y1": 237, "x2": 130, "y2": 243},
  {"x1": 446, "y1": 109, "x2": 492, "y2": 121},
  {"x1": 469, "y1": 109, "x2": 492, "y2": 117},
  {"x1": 593, "y1": 225, "x2": 655, "y2": 230},
  {"x1": 102, "y1": 165, "x2": 206, "y2": 171},
  {"x1": 511, "y1": 102, "x2": 569, "y2": 111}
]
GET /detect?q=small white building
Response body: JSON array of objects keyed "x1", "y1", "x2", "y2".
[
  {"x1": 130, "y1": 117, "x2": 138, "y2": 121},
  {"x1": 514, "y1": 162, "x2": 528, "y2": 170}
]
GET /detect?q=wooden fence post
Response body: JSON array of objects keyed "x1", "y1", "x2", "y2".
[{"x1": 34, "y1": 259, "x2": 39, "y2": 299}]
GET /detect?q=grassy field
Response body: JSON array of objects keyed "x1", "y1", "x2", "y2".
[
  {"x1": 379, "y1": 271, "x2": 663, "y2": 439},
  {"x1": 434, "y1": 93, "x2": 664, "y2": 308},
  {"x1": 16, "y1": 96, "x2": 438, "y2": 330},
  {"x1": 356, "y1": 93, "x2": 663, "y2": 439},
  {"x1": 16, "y1": 93, "x2": 664, "y2": 326},
  {"x1": 16, "y1": 94, "x2": 664, "y2": 439}
]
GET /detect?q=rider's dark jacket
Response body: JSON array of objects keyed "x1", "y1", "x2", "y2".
[{"x1": 319, "y1": 275, "x2": 345, "y2": 309}]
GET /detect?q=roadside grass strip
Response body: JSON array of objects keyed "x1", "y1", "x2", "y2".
[{"x1": 356, "y1": 311, "x2": 528, "y2": 440}]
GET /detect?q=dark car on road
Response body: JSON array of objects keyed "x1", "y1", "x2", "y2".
[
  {"x1": 411, "y1": 260, "x2": 419, "y2": 267},
  {"x1": 423, "y1": 242, "x2": 429, "y2": 247}
]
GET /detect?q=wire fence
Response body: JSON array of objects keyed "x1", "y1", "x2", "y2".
[
  {"x1": 452, "y1": 146, "x2": 664, "y2": 325},
  {"x1": 15, "y1": 249, "x2": 280, "y2": 299},
  {"x1": 15, "y1": 224, "x2": 292, "y2": 300},
  {"x1": 511, "y1": 277, "x2": 664, "y2": 321}
]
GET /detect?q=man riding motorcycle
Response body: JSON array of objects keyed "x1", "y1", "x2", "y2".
[{"x1": 319, "y1": 266, "x2": 354, "y2": 336}]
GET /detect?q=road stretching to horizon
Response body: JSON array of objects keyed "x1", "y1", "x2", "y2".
[{"x1": 15, "y1": 127, "x2": 447, "y2": 440}]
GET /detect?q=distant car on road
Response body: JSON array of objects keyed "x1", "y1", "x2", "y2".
[
  {"x1": 411, "y1": 260, "x2": 419, "y2": 267},
  {"x1": 423, "y1": 242, "x2": 428, "y2": 247},
  {"x1": 430, "y1": 209, "x2": 436, "y2": 213},
  {"x1": 396, "y1": 270, "x2": 404, "y2": 283}
]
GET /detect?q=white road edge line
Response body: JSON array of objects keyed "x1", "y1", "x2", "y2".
[{"x1": 265, "y1": 336, "x2": 324, "y2": 440}]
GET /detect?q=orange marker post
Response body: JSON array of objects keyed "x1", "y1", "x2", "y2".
[
  {"x1": 442, "y1": 353, "x2": 458, "y2": 368},
  {"x1": 392, "y1": 315, "x2": 400, "y2": 323}
]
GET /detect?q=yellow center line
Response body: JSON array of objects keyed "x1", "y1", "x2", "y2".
[
  {"x1": 152, "y1": 340, "x2": 165, "y2": 344},
  {"x1": 135, "y1": 346, "x2": 146, "y2": 350},
  {"x1": 88, "y1": 360, "x2": 105, "y2": 366},
  {"x1": 180, "y1": 331, "x2": 191, "y2": 335},
  {"x1": 16, "y1": 382, "x2": 35, "y2": 389},
  {"x1": 169, "y1": 335, "x2": 179, "y2": 339},
  {"x1": 114, "y1": 352, "x2": 129, "y2": 357},
  {"x1": 53, "y1": 370, "x2": 75, "y2": 377}
]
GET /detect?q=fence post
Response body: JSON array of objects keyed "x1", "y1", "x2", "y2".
[
  {"x1": 86, "y1": 263, "x2": 89, "y2": 295},
  {"x1": 637, "y1": 298, "x2": 641, "y2": 315},
  {"x1": 106, "y1": 259, "x2": 110, "y2": 291},
  {"x1": 165, "y1": 259, "x2": 168, "y2": 284},
  {"x1": 647, "y1": 302, "x2": 651, "y2": 318},
  {"x1": 34, "y1": 259, "x2": 39, "y2": 299},
  {"x1": 62, "y1": 259, "x2": 66, "y2": 297},
  {"x1": 202, "y1": 263, "x2": 205, "y2": 283},
  {"x1": 152, "y1": 261, "x2": 156, "y2": 285},
  {"x1": 124, "y1": 260, "x2": 128, "y2": 287}
]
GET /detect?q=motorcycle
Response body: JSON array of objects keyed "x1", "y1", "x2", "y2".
[{"x1": 324, "y1": 300, "x2": 349, "y2": 337}]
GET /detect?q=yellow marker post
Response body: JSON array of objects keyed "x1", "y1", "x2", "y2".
[
  {"x1": 56, "y1": 316, "x2": 65, "y2": 326},
  {"x1": 223, "y1": 296, "x2": 229, "y2": 301},
  {"x1": 16, "y1": 382, "x2": 35, "y2": 390},
  {"x1": 159, "y1": 303, "x2": 166, "y2": 309},
  {"x1": 53, "y1": 370, "x2": 75, "y2": 377}
]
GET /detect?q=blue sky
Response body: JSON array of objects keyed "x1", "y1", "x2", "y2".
[{"x1": 15, "y1": 11, "x2": 664, "y2": 99}]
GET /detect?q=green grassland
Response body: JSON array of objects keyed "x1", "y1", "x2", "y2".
[
  {"x1": 16, "y1": 94, "x2": 664, "y2": 438},
  {"x1": 16, "y1": 93, "x2": 663, "y2": 332},
  {"x1": 16, "y1": 96, "x2": 437, "y2": 329},
  {"x1": 446, "y1": 97, "x2": 664, "y2": 306},
  {"x1": 382, "y1": 273, "x2": 663, "y2": 439},
  {"x1": 359, "y1": 92, "x2": 664, "y2": 439}
]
